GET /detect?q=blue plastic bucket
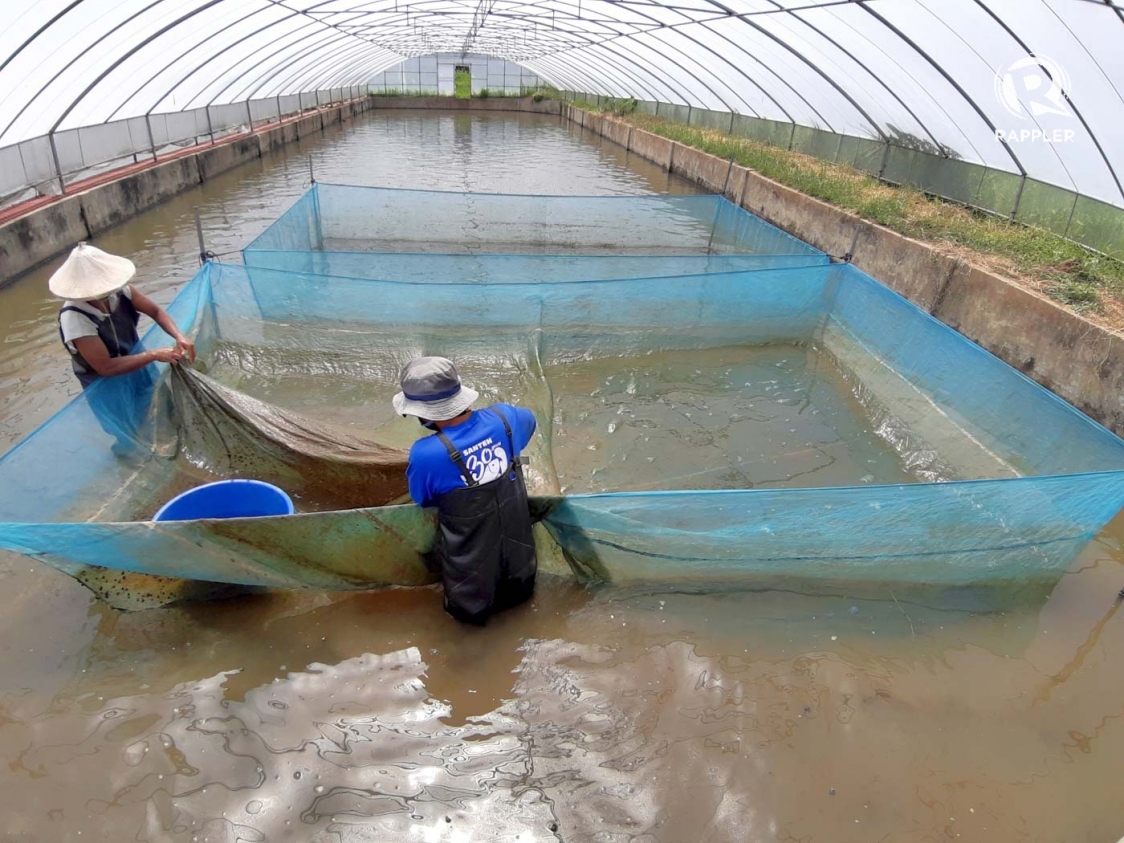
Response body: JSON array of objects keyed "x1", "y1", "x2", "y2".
[{"x1": 153, "y1": 479, "x2": 294, "y2": 522}]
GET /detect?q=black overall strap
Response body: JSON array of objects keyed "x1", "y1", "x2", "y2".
[
  {"x1": 491, "y1": 407, "x2": 515, "y2": 456},
  {"x1": 437, "y1": 430, "x2": 479, "y2": 488},
  {"x1": 58, "y1": 306, "x2": 97, "y2": 372},
  {"x1": 491, "y1": 407, "x2": 527, "y2": 478}
]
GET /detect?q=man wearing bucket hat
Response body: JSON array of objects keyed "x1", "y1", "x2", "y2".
[
  {"x1": 51, "y1": 243, "x2": 195, "y2": 388},
  {"x1": 393, "y1": 356, "x2": 538, "y2": 626}
]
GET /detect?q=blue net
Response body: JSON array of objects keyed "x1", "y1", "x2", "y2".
[
  {"x1": 245, "y1": 183, "x2": 826, "y2": 258},
  {"x1": 3, "y1": 187, "x2": 1124, "y2": 608}
]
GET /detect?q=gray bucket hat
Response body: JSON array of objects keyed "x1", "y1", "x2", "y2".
[{"x1": 392, "y1": 356, "x2": 479, "y2": 421}]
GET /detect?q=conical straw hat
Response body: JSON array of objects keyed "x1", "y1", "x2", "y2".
[{"x1": 48, "y1": 243, "x2": 136, "y2": 301}]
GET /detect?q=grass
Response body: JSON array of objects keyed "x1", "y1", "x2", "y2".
[
  {"x1": 368, "y1": 87, "x2": 546, "y2": 100},
  {"x1": 369, "y1": 88, "x2": 440, "y2": 97},
  {"x1": 454, "y1": 68, "x2": 471, "y2": 99},
  {"x1": 597, "y1": 111, "x2": 1124, "y2": 321}
]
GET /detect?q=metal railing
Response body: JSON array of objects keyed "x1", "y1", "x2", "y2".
[{"x1": 0, "y1": 87, "x2": 366, "y2": 210}]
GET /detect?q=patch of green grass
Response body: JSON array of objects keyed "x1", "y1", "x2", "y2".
[
  {"x1": 368, "y1": 88, "x2": 440, "y2": 97},
  {"x1": 453, "y1": 68, "x2": 471, "y2": 99},
  {"x1": 615, "y1": 112, "x2": 1124, "y2": 315}
]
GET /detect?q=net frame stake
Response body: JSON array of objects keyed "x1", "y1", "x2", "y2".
[
  {"x1": 706, "y1": 155, "x2": 738, "y2": 254},
  {"x1": 194, "y1": 208, "x2": 207, "y2": 265},
  {"x1": 145, "y1": 113, "x2": 158, "y2": 162},
  {"x1": 309, "y1": 155, "x2": 315, "y2": 185},
  {"x1": 48, "y1": 131, "x2": 66, "y2": 196}
]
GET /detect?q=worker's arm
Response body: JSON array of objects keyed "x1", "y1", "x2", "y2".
[
  {"x1": 72, "y1": 335, "x2": 183, "y2": 379},
  {"x1": 131, "y1": 287, "x2": 196, "y2": 362}
]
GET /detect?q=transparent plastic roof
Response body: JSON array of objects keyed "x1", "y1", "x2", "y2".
[{"x1": 2, "y1": 0, "x2": 1123, "y2": 206}]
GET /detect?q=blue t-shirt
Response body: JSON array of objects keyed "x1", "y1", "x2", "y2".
[{"x1": 407, "y1": 404, "x2": 537, "y2": 508}]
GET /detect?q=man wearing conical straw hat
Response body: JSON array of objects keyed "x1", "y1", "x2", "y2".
[{"x1": 50, "y1": 243, "x2": 195, "y2": 388}]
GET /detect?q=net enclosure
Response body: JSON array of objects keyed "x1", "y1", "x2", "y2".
[{"x1": 1, "y1": 186, "x2": 1123, "y2": 610}]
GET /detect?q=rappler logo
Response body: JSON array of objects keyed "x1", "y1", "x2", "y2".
[{"x1": 994, "y1": 54, "x2": 1075, "y2": 144}]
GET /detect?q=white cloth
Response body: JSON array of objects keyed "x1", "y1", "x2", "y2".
[{"x1": 59, "y1": 285, "x2": 135, "y2": 354}]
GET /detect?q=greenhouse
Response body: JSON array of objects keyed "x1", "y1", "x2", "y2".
[{"x1": 2, "y1": 2, "x2": 1124, "y2": 842}]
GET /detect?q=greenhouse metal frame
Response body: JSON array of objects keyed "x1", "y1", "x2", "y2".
[{"x1": 1, "y1": 0, "x2": 1122, "y2": 252}]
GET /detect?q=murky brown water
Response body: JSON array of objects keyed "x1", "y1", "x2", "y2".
[{"x1": 1, "y1": 111, "x2": 1123, "y2": 842}]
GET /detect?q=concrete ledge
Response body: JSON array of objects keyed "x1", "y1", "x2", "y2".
[
  {"x1": 670, "y1": 143, "x2": 733, "y2": 194},
  {"x1": 0, "y1": 195, "x2": 89, "y2": 282},
  {"x1": 196, "y1": 136, "x2": 261, "y2": 181},
  {"x1": 81, "y1": 157, "x2": 202, "y2": 235},
  {"x1": 574, "y1": 108, "x2": 1124, "y2": 436},
  {"x1": 935, "y1": 265, "x2": 1124, "y2": 434},
  {"x1": 627, "y1": 127, "x2": 673, "y2": 170},
  {"x1": 295, "y1": 115, "x2": 321, "y2": 139},
  {"x1": 602, "y1": 118, "x2": 630, "y2": 149},
  {"x1": 258, "y1": 120, "x2": 299, "y2": 153}
]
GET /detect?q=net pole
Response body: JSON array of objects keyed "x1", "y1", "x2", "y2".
[
  {"x1": 706, "y1": 156, "x2": 736, "y2": 254},
  {"x1": 194, "y1": 208, "x2": 207, "y2": 265}
]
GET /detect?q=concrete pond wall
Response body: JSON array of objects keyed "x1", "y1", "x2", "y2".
[
  {"x1": 0, "y1": 98, "x2": 375, "y2": 285},
  {"x1": 561, "y1": 104, "x2": 1124, "y2": 439}
]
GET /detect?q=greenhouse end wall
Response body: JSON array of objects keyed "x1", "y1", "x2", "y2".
[{"x1": 559, "y1": 92, "x2": 1124, "y2": 261}]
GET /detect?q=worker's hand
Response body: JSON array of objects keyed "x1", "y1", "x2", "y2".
[
  {"x1": 176, "y1": 336, "x2": 196, "y2": 363},
  {"x1": 151, "y1": 347, "x2": 184, "y2": 365}
]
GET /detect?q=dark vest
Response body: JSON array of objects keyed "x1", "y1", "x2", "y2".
[
  {"x1": 58, "y1": 293, "x2": 140, "y2": 388},
  {"x1": 432, "y1": 407, "x2": 537, "y2": 625}
]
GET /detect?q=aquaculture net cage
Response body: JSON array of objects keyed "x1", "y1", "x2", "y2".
[{"x1": 2, "y1": 187, "x2": 1123, "y2": 609}]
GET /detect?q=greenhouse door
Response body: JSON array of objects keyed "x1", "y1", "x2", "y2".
[{"x1": 454, "y1": 66, "x2": 471, "y2": 98}]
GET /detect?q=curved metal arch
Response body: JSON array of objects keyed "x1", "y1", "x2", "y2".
[
  {"x1": 642, "y1": 26, "x2": 795, "y2": 122},
  {"x1": 565, "y1": 42, "x2": 699, "y2": 107},
  {"x1": 593, "y1": 0, "x2": 804, "y2": 121},
  {"x1": 542, "y1": 0, "x2": 823, "y2": 128},
  {"x1": 229, "y1": 33, "x2": 361, "y2": 102},
  {"x1": 554, "y1": 0, "x2": 794, "y2": 122},
  {"x1": 266, "y1": 41, "x2": 386, "y2": 99},
  {"x1": 767, "y1": 0, "x2": 944, "y2": 148},
  {"x1": 585, "y1": 40, "x2": 713, "y2": 107},
  {"x1": 298, "y1": 41, "x2": 402, "y2": 92},
  {"x1": 514, "y1": 6, "x2": 728, "y2": 110},
  {"x1": 560, "y1": 47, "x2": 673, "y2": 102},
  {"x1": 0, "y1": 0, "x2": 86, "y2": 78},
  {"x1": 533, "y1": 44, "x2": 666, "y2": 102},
  {"x1": 856, "y1": 1, "x2": 1025, "y2": 175},
  {"x1": 336, "y1": 57, "x2": 396, "y2": 91},
  {"x1": 52, "y1": 0, "x2": 248, "y2": 136},
  {"x1": 698, "y1": 0, "x2": 881, "y2": 137},
  {"x1": 152, "y1": 18, "x2": 321, "y2": 112},
  {"x1": 975, "y1": 0, "x2": 1122, "y2": 200},
  {"x1": 140, "y1": 0, "x2": 397, "y2": 114},
  {"x1": 1, "y1": 0, "x2": 179, "y2": 139},
  {"x1": 599, "y1": 37, "x2": 742, "y2": 113},
  {"x1": 544, "y1": 52, "x2": 639, "y2": 100},
  {"x1": 516, "y1": 55, "x2": 601, "y2": 96},
  {"x1": 257, "y1": 40, "x2": 399, "y2": 101},
  {"x1": 320, "y1": 52, "x2": 394, "y2": 91},
  {"x1": 570, "y1": 43, "x2": 701, "y2": 105},
  {"x1": 106, "y1": 4, "x2": 289, "y2": 121},
  {"x1": 802, "y1": 5, "x2": 991, "y2": 163},
  {"x1": 241, "y1": 35, "x2": 389, "y2": 101},
  {"x1": 203, "y1": 28, "x2": 347, "y2": 106},
  {"x1": 649, "y1": 24, "x2": 799, "y2": 122}
]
